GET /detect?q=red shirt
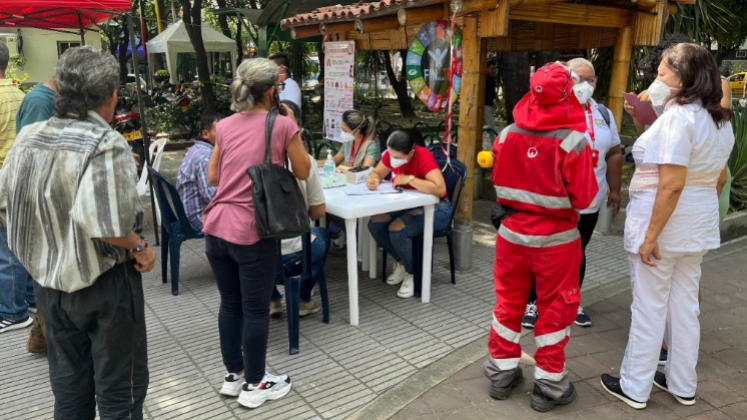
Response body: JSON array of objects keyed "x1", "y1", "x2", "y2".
[{"x1": 381, "y1": 145, "x2": 444, "y2": 199}]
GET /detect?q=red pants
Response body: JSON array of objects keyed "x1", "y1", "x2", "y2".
[{"x1": 487, "y1": 236, "x2": 581, "y2": 385}]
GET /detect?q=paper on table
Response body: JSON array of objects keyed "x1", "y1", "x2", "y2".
[
  {"x1": 623, "y1": 92, "x2": 658, "y2": 126},
  {"x1": 343, "y1": 182, "x2": 402, "y2": 196}
]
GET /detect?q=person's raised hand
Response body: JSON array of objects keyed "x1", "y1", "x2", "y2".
[{"x1": 638, "y1": 90, "x2": 651, "y2": 104}]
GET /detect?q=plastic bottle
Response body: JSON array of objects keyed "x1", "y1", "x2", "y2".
[{"x1": 323, "y1": 150, "x2": 335, "y2": 177}]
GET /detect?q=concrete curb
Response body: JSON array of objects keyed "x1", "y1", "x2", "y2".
[{"x1": 346, "y1": 235, "x2": 747, "y2": 420}]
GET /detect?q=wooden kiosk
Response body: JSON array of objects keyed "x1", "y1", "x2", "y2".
[{"x1": 281, "y1": 0, "x2": 692, "y2": 270}]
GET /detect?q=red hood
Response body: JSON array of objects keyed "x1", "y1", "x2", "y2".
[{"x1": 512, "y1": 90, "x2": 587, "y2": 133}]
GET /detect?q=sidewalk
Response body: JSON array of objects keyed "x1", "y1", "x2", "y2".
[{"x1": 388, "y1": 238, "x2": 747, "y2": 420}]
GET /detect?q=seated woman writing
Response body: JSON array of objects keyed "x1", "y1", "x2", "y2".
[{"x1": 366, "y1": 130, "x2": 451, "y2": 299}]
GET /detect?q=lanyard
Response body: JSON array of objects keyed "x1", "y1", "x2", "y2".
[
  {"x1": 585, "y1": 108, "x2": 595, "y2": 146},
  {"x1": 349, "y1": 134, "x2": 366, "y2": 167}
]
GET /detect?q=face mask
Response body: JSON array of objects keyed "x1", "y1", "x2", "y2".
[
  {"x1": 573, "y1": 82, "x2": 594, "y2": 104},
  {"x1": 648, "y1": 80, "x2": 678, "y2": 116},
  {"x1": 390, "y1": 157, "x2": 409, "y2": 168},
  {"x1": 340, "y1": 131, "x2": 356, "y2": 143}
]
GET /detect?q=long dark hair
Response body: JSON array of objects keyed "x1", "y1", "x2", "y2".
[{"x1": 661, "y1": 43, "x2": 731, "y2": 127}]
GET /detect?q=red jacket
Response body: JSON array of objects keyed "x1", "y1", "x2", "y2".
[{"x1": 492, "y1": 101, "x2": 598, "y2": 252}]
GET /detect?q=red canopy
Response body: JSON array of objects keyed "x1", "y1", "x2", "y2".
[{"x1": 0, "y1": 0, "x2": 131, "y2": 30}]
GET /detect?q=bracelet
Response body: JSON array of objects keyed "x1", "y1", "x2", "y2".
[{"x1": 128, "y1": 236, "x2": 148, "y2": 253}]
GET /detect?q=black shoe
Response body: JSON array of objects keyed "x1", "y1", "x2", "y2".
[
  {"x1": 521, "y1": 303, "x2": 538, "y2": 329},
  {"x1": 659, "y1": 348, "x2": 667, "y2": 366},
  {"x1": 600, "y1": 374, "x2": 647, "y2": 409},
  {"x1": 574, "y1": 306, "x2": 592, "y2": 327},
  {"x1": 654, "y1": 371, "x2": 696, "y2": 406},
  {"x1": 530, "y1": 382, "x2": 577, "y2": 412},
  {"x1": 489, "y1": 367, "x2": 524, "y2": 400}
]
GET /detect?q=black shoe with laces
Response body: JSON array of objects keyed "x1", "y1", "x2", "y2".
[
  {"x1": 530, "y1": 382, "x2": 577, "y2": 412},
  {"x1": 654, "y1": 371, "x2": 695, "y2": 406},
  {"x1": 489, "y1": 367, "x2": 524, "y2": 400},
  {"x1": 574, "y1": 306, "x2": 592, "y2": 327},
  {"x1": 521, "y1": 302, "x2": 538, "y2": 329},
  {"x1": 601, "y1": 374, "x2": 647, "y2": 409},
  {"x1": 659, "y1": 348, "x2": 668, "y2": 366}
]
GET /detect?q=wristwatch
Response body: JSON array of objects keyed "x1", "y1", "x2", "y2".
[
  {"x1": 407, "y1": 175, "x2": 415, "y2": 185},
  {"x1": 128, "y1": 236, "x2": 148, "y2": 253}
]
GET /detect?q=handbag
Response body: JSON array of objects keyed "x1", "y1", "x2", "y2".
[
  {"x1": 490, "y1": 202, "x2": 517, "y2": 230},
  {"x1": 246, "y1": 108, "x2": 310, "y2": 240}
]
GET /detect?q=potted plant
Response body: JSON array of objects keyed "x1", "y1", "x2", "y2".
[{"x1": 154, "y1": 70, "x2": 170, "y2": 84}]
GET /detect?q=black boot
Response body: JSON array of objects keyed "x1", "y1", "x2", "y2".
[
  {"x1": 489, "y1": 367, "x2": 524, "y2": 400},
  {"x1": 530, "y1": 382, "x2": 577, "y2": 412}
]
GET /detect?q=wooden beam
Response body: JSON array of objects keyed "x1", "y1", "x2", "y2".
[
  {"x1": 397, "y1": 5, "x2": 443, "y2": 26},
  {"x1": 459, "y1": 0, "x2": 562, "y2": 14},
  {"x1": 456, "y1": 14, "x2": 480, "y2": 226},
  {"x1": 632, "y1": 0, "x2": 657, "y2": 9},
  {"x1": 608, "y1": 27, "x2": 632, "y2": 134},
  {"x1": 632, "y1": 0, "x2": 667, "y2": 46},
  {"x1": 354, "y1": 16, "x2": 400, "y2": 34},
  {"x1": 480, "y1": 0, "x2": 509, "y2": 38},
  {"x1": 510, "y1": 2, "x2": 633, "y2": 29},
  {"x1": 320, "y1": 21, "x2": 355, "y2": 35},
  {"x1": 291, "y1": 25, "x2": 321, "y2": 40}
]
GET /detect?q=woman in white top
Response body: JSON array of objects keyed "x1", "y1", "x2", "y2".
[{"x1": 601, "y1": 43, "x2": 734, "y2": 410}]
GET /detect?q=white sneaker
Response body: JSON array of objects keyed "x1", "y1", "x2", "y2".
[
  {"x1": 397, "y1": 274, "x2": 415, "y2": 298},
  {"x1": 238, "y1": 372, "x2": 292, "y2": 409},
  {"x1": 333, "y1": 231, "x2": 346, "y2": 249},
  {"x1": 386, "y1": 264, "x2": 408, "y2": 285},
  {"x1": 219, "y1": 372, "x2": 243, "y2": 397}
]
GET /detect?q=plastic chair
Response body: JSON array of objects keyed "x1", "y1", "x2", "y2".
[
  {"x1": 380, "y1": 156, "x2": 467, "y2": 292},
  {"x1": 137, "y1": 137, "x2": 168, "y2": 196},
  {"x1": 276, "y1": 233, "x2": 330, "y2": 355},
  {"x1": 147, "y1": 167, "x2": 204, "y2": 296}
]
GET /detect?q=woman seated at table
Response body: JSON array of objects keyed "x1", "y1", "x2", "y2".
[
  {"x1": 366, "y1": 130, "x2": 450, "y2": 299},
  {"x1": 325, "y1": 109, "x2": 380, "y2": 170}
]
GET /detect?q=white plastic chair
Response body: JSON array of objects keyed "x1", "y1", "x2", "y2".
[{"x1": 138, "y1": 136, "x2": 168, "y2": 226}]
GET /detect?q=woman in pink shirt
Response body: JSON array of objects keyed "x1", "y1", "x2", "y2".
[{"x1": 202, "y1": 58, "x2": 310, "y2": 409}]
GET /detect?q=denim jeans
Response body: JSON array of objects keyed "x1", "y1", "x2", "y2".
[
  {"x1": 368, "y1": 200, "x2": 452, "y2": 274},
  {"x1": 272, "y1": 227, "x2": 330, "y2": 302},
  {"x1": 205, "y1": 235, "x2": 277, "y2": 384},
  {"x1": 0, "y1": 226, "x2": 34, "y2": 321}
]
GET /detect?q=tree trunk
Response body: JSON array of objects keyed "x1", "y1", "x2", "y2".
[
  {"x1": 180, "y1": 0, "x2": 216, "y2": 111},
  {"x1": 382, "y1": 50, "x2": 415, "y2": 119},
  {"x1": 235, "y1": 21, "x2": 244, "y2": 67},
  {"x1": 317, "y1": 41, "x2": 325, "y2": 80},
  {"x1": 501, "y1": 51, "x2": 530, "y2": 125}
]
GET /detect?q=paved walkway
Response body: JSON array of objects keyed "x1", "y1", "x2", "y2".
[{"x1": 390, "y1": 238, "x2": 747, "y2": 420}]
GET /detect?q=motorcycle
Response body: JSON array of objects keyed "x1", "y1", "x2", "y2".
[{"x1": 112, "y1": 88, "x2": 145, "y2": 170}]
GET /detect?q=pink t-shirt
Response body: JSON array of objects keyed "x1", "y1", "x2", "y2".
[{"x1": 202, "y1": 112, "x2": 299, "y2": 245}]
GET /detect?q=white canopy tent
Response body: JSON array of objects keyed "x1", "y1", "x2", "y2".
[{"x1": 146, "y1": 20, "x2": 237, "y2": 83}]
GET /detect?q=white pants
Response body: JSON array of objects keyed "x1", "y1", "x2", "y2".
[{"x1": 620, "y1": 250, "x2": 705, "y2": 402}]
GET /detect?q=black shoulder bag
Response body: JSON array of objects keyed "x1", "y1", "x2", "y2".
[
  {"x1": 491, "y1": 203, "x2": 517, "y2": 230},
  {"x1": 246, "y1": 108, "x2": 310, "y2": 240}
]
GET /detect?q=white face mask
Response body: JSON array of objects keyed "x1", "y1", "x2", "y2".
[
  {"x1": 573, "y1": 82, "x2": 595, "y2": 104},
  {"x1": 648, "y1": 80, "x2": 678, "y2": 116},
  {"x1": 390, "y1": 156, "x2": 409, "y2": 168},
  {"x1": 339, "y1": 131, "x2": 356, "y2": 143}
]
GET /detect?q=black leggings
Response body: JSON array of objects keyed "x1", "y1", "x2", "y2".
[
  {"x1": 206, "y1": 235, "x2": 277, "y2": 384},
  {"x1": 528, "y1": 211, "x2": 599, "y2": 303}
]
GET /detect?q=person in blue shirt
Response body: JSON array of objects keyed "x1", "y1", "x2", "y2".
[
  {"x1": 16, "y1": 78, "x2": 56, "y2": 134},
  {"x1": 176, "y1": 112, "x2": 222, "y2": 231}
]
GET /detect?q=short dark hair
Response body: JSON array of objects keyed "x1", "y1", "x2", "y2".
[
  {"x1": 387, "y1": 130, "x2": 415, "y2": 154},
  {"x1": 661, "y1": 43, "x2": 730, "y2": 127},
  {"x1": 639, "y1": 34, "x2": 695, "y2": 82},
  {"x1": 201, "y1": 111, "x2": 223, "y2": 133},
  {"x1": 487, "y1": 60, "x2": 496, "y2": 68},
  {"x1": 281, "y1": 100, "x2": 302, "y2": 126},
  {"x1": 269, "y1": 52, "x2": 289, "y2": 68}
]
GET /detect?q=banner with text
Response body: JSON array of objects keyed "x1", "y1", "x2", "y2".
[{"x1": 323, "y1": 40, "x2": 355, "y2": 142}]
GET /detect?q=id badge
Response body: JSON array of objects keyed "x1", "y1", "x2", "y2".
[{"x1": 591, "y1": 149, "x2": 600, "y2": 168}]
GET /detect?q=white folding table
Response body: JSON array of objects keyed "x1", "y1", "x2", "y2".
[{"x1": 323, "y1": 187, "x2": 440, "y2": 326}]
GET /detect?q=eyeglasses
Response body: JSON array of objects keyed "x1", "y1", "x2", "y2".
[
  {"x1": 576, "y1": 76, "x2": 597, "y2": 85},
  {"x1": 276, "y1": 82, "x2": 286, "y2": 92}
]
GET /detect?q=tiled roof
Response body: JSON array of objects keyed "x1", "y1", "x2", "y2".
[{"x1": 280, "y1": 0, "x2": 438, "y2": 29}]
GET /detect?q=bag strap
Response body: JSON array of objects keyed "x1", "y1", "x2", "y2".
[
  {"x1": 597, "y1": 104, "x2": 611, "y2": 127},
  {"x1": 264, "y1": 108, "x2": 279, "y2": 166}
]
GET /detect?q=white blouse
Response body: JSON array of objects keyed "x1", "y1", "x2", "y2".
[
  {"x1": 580, "y1": 100, "x2": 622, "y2": 215},
  {"x1": 624, "y1": 103, "x2": 734, "y2": 254}
]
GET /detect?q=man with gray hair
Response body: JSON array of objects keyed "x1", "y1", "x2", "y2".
[
  {"x1": 0, "y1": 39, "x2": 32, "y2": 334},
  {"x1": 0, "y1": 46, "x2": 154, "y2": 419}
]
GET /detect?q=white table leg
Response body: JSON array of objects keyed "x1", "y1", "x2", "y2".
[
  {"x1": 361, "y1": 217, "x2": 369, "y2": 271},
  {"x1": 345, "y1": 218, "x2": 359, "y2": 326},
  {"x1": 422, "y1": 204, "x2": 435, "y2": 303},
  {"x1": 368, "y1": 221, "x2": 377, "y2": 279}
]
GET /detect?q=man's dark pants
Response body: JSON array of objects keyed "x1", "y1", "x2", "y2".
[{"x1": 34, "y1": 262, "x2": 149, "y2": 420}]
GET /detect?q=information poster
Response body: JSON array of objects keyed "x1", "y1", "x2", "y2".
[{"x1": 323, "y1": 40, "x2": 355, "y2": 142}]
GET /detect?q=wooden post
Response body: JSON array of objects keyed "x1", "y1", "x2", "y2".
[
  {"x1": 453, "y1": 14, "x2": 480, "y2": 271},
  {"x1": 608, "y1": 26, "x2": 632, "y2": 134}
]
